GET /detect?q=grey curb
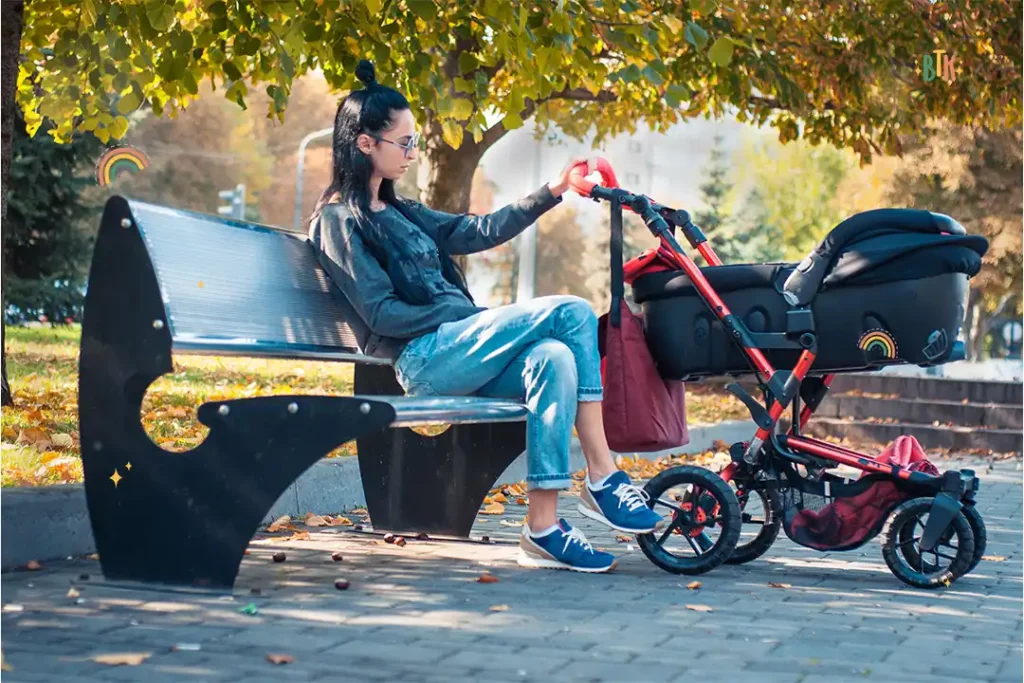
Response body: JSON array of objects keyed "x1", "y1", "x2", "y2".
[{"x1": 0, "y1": 420, "x2": 753, "y2": 569}]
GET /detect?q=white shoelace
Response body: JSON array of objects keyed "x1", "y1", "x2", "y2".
[
  {"x1": 611, "y1": 482, "x2": 651, "y2": 512},
  {"x1": 562, "y1": 527, "x2": 594, "y2": 554}
]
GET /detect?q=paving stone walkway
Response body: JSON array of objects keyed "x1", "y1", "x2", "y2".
[{"x1": 2, "y1": 455, "x2": 1021, "y2": 682}]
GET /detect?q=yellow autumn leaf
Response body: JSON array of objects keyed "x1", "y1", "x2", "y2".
[{"x1": 482, "y1": 502, "x2": 505, "y2": 515}]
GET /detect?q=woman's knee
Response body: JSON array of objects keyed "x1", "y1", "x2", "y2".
[
  {"x1": 526, "y1": 339, "x2": 578, "y2": 385},
  {"x1": 548, "y1": 295, "x2": 598, "y2": 329}
]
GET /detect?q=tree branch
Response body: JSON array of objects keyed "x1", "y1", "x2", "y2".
[{"x1": 481, "y1": 86, "x2": 618, "y2": 149}]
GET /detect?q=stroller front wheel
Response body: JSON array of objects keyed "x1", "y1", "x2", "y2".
[
  {"x1": 637, "y1": 466, "x2": 741, "y2": 575},
  {"x1": 725, "y1": 485, "x2": 781, "y2": 565},
  {"x1": 881, "y1": 497, "x2": 975, "y2": 589}
]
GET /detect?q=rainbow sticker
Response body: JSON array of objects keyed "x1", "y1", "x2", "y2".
[
  {"x1": 858, "y1": 329, "x2": 898, "y2": 361},
  {"x1": 95, "y1": 145, "x2": 150, "y2": 186}
]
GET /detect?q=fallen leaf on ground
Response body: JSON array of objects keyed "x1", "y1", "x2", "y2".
[
  {"x1": 477, "y1": 573, "x2": 499, "y2": 584},
  {"x1": 982, "y1": 555, "x2": 1007, "y2": 562},
  {"x1": 329, "y1": 516, "x2": 354, "y2": 526},
  {"x1": 491, "y1": 492, "x2": 508, "y2": 503},
  {"x1": 283, "y1": 531, "x2": 310, "y2": 542},
  {"x1": 266, "y1": 653, "x2": 294, "y2": 665},
  {"x1": 482, "y1": 495, "x2": 494, "y2": 504},
  {"x1": 686, "y1": 581, "x2": 702, "y2": 590},
  {"x1": 0, "y1": 651, "x2": 10, "y2": 671},
  {"x1": 92, "y1": 652, "x2": 152, "y2": 666},
  {"x1": 499, "y1": 519, "x2": 523, "y2": 527},
  {"x1": 238, "y1": 603, "x2": 259, "y2": 615},
  {"x1": 482, "y1": 502, "x2": 505, "y2": 515},
  {"x1": 67, "y1": 587, "x2": 80, "y2": 599},
  {"x1": 51, "y1": 433, "x2": 75, "y2": 449},
  {"x1": 489, "y1": 604, "x2": 510, "y2": 612},
  {"x1": 768, "y1": 582, "x2": 792, "y2": 589},
  {"x1": 267, "y1": 516, "x2": 292, "y2": 532},
  {"x1": 304, "y1": 513, "x2": 327, "y2": 527},
  {"x1": 17, "y1": 427, "x2": 52, "y2": 449},
  {"x1": 172, "y1": 643, "x2": 201, "y2": 652},
  {"x1": 685, "y1": 604, "x2": 713, "y2": 612},
  {"x1": 24, "y1": 560, "x2": 42, "y2": 571},
  {"x1": 615, "y1": 535, "x2": 632, "y2": 543},
  {"x1": 515, "y1": 497, "x2": 528, "y2": 505},
  {"x1": 350, "y1": 508, "x2": 368, "y2": 515}
]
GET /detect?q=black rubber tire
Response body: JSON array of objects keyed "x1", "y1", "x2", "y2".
[
  {"x1": 881, "y1": 497, "x2": 975, "y2": 589},
  {"x1": 962, "y1": 503, "x2": 987, "y2": 575},
  {"x1": 637, "y1": 466, "x2": 741, "y2": 575},
  {"x1": 725, "y1": 486, "x2": 781, "y2": 566},
  {"x1": 896, "y1": 501, "x2": 987, "y2": 578}
]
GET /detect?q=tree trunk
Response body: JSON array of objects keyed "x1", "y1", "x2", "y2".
[
  {"x1": 418, "y1": 116, "x2": 492, "y2": 272},
  {"x1": 1, "y1": 1, "x2": 25, "y2": 407}
]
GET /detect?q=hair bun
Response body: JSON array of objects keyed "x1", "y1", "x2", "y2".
[{"x1": 355, "y1": 60, "x2": 377, "y2": 88}]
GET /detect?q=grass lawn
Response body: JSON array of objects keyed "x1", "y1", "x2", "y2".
[{"x1": 1, "y1": 325, "x2": 747, "y2": 487}]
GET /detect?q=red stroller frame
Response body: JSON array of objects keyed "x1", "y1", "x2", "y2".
[{"x1": 569, "y1": 160, "x2": 985, "y2": 588}]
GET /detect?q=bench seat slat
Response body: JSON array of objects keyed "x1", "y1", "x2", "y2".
[{"x1": 356, "y1": 396, "x2": 528, "y2": 426}]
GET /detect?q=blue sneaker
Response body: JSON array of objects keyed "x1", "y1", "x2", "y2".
[
  {"x1": 518, "y1": 519, "x2": 617, "y2": 573},
  {"x1": 577, "y1": 470, "x2": 665, "y2": 533}
]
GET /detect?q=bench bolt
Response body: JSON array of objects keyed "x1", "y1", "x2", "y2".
[
  {"x1": 152, "y1": 319, "x2": 164, "y2": 330},
  {"x1": 120, "y1": 218, "x2": 132, "y2": 229},
  {"x1": 360, "y1": 403, "x2": 371, "y2": 414},
  {"x1": 218, "y1": 405, "x2": 230, "y2": 416},
  {"x1": 287, "y1": 402, "x2": 298, "y2": 414}
]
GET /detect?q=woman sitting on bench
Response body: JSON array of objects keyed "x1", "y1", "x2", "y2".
[{"x1": 308, "y1": 60, "x2": 663, "y2": 574}]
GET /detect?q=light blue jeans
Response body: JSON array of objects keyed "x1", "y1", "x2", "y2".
[{"x1": 393, "y1": 295, "x2": 604, "y2": 491}]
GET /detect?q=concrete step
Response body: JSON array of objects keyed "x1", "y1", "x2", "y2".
[
  {"x1": 830, "y1": 374, "x2": 1023, "y2": 405},
  {"x1": 805, "y1": 418, "x2": 1022, "y2": 454},
  {"x1": 816, "y1": 395, "x2": 1023, "y2": 430}
]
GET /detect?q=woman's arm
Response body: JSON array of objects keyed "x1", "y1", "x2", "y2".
[
  {"x1": 407, "y1": 156, "x2": 597, "y2": 256},
  {"x1": 407, "y1": 184, "x2": 561, "y2": 255},
  {"x1": 316, "y1": 208, "x2": 465, "y2": 339}
]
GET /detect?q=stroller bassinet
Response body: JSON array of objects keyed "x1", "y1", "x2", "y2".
[{"x1": 632, "y1": 209, "x2": 988, "y2": 380}]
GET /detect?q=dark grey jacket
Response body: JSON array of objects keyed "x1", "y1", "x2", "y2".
[{"x1": 308, "y1": 184, "x2": 562, "y2": 362}]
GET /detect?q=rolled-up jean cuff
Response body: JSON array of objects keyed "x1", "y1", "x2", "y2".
[
  {"x1": 526, "y1": 474, "x2": 572, "y2": 491},
  {"x1": 578, "y1": 387, "x2": 603, "y2": 402}
]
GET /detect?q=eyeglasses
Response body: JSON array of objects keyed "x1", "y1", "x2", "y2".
[{"x1": 371, "y1": 132, "x2": 423, "y2": 159}]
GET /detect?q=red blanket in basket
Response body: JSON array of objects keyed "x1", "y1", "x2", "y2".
[{"x1": 788, "y1": 436, "x2": 939, "y2": 551}]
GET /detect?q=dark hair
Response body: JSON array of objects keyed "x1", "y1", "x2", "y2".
[{"x1": 309, "y1": 60, "x2": 473, "y2": 305}]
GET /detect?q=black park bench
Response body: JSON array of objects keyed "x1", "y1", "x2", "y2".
[{"x1": 78, "y1": 196, "x2": 529, "y2": 590}]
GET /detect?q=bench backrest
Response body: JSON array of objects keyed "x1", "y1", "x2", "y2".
[{"x1": 126, "y1": 198, "x2": 383, "y2": 364}]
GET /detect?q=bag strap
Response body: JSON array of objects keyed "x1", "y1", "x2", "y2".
[{"x1": 610, "y1": 196, "x2": 624, "y2": 328}]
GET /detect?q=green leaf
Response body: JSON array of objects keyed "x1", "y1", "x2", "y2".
[
  {"x1": 145, "y1": 2, "x2": 175, "y2": 31},
  {"x1": 365, "y1": 0, "x2": 382, "y2": 14},
  {"x1": 621, "y1": 64, "x2": 642, "y2": 83},
  {"x1": 116, "y1": 89, "x2": 141, "y2": 114},
  {"x1": 223, "y1": 60, "x2": 242, "y2": 81},
  {"x1": 458, "y1": 52, "x2": 478, "y2": 74},
  {"x1": 109, "y1": 116, "x2": 130, "y2": 140},
  {"x1": 664, "y1": 83, "x2": 691, "y2": 107},
  {"x1": 708, "y1": 36, "x2": 734, "y2": 66},
  {"x1": 689, "y1": 0, "x2": 716, "y2": 15},
  {"x1": 441, "y1": 120, "x2": 464, "y2": 149},
  {"x1": 408, "y1": 0, "x2": 433, "y2": 20},
  {"x1": 643, "y1": 64, "x2": 665, "y2": 86},
  {"x1": 451, "y1": 98, "x2": 474, "y2": 120},
  {"x1": 518, "y1": 5, "x2": 527, "y2": 34},
  {"x1": 685, "y1": 22, "x2": 709, "y2": 50},
  {"x1": 281, "y1": 51, "x2": 295, "y2": 78},
  {"x1": 501, "y1": 111, "x2": 524, "y2": 130}
]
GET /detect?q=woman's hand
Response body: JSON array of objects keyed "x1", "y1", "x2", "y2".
[{"x1": 548, "y1": 156, "x2": 599, "y2": 198}]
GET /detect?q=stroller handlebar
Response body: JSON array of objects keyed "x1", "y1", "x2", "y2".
[{"x1": 567, "y1": 157, "x2": 619, "y2": 197}]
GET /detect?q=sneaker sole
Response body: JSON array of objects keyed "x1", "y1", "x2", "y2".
[
  {"x1": 516, "y1": 549, "x2": 618, "y2": 574},
  {"x1": 576, "y1": 502, "x2": 661, "y2": 534}
]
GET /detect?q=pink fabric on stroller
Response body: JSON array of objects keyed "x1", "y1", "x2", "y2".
[{"x1": 788, "y1": 436, "x2": 939, "y2": 551}]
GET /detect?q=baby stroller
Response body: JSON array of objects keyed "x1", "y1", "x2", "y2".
[{"x1": 569, "y1": 159, "x2": 988, "y2": 588}]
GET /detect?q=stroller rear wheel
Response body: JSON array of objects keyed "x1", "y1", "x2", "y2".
[
  {"x1": 637, "y1": 466, "x2": 741, "y2": 575},
  {"x1": 725, "y1": 484, "x2": 781, "y2": 565},
  {"x1": 881, "y1": 497, "x2": 975, "y2": 589}
]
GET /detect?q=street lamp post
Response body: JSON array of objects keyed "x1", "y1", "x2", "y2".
[{"x1": 293, "y1": 127, "x2": 334, "y2": 231}]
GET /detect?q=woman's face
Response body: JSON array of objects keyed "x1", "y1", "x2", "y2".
[{"x1": 359, "y1": 108, "x2": 419, "y2": 181}]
